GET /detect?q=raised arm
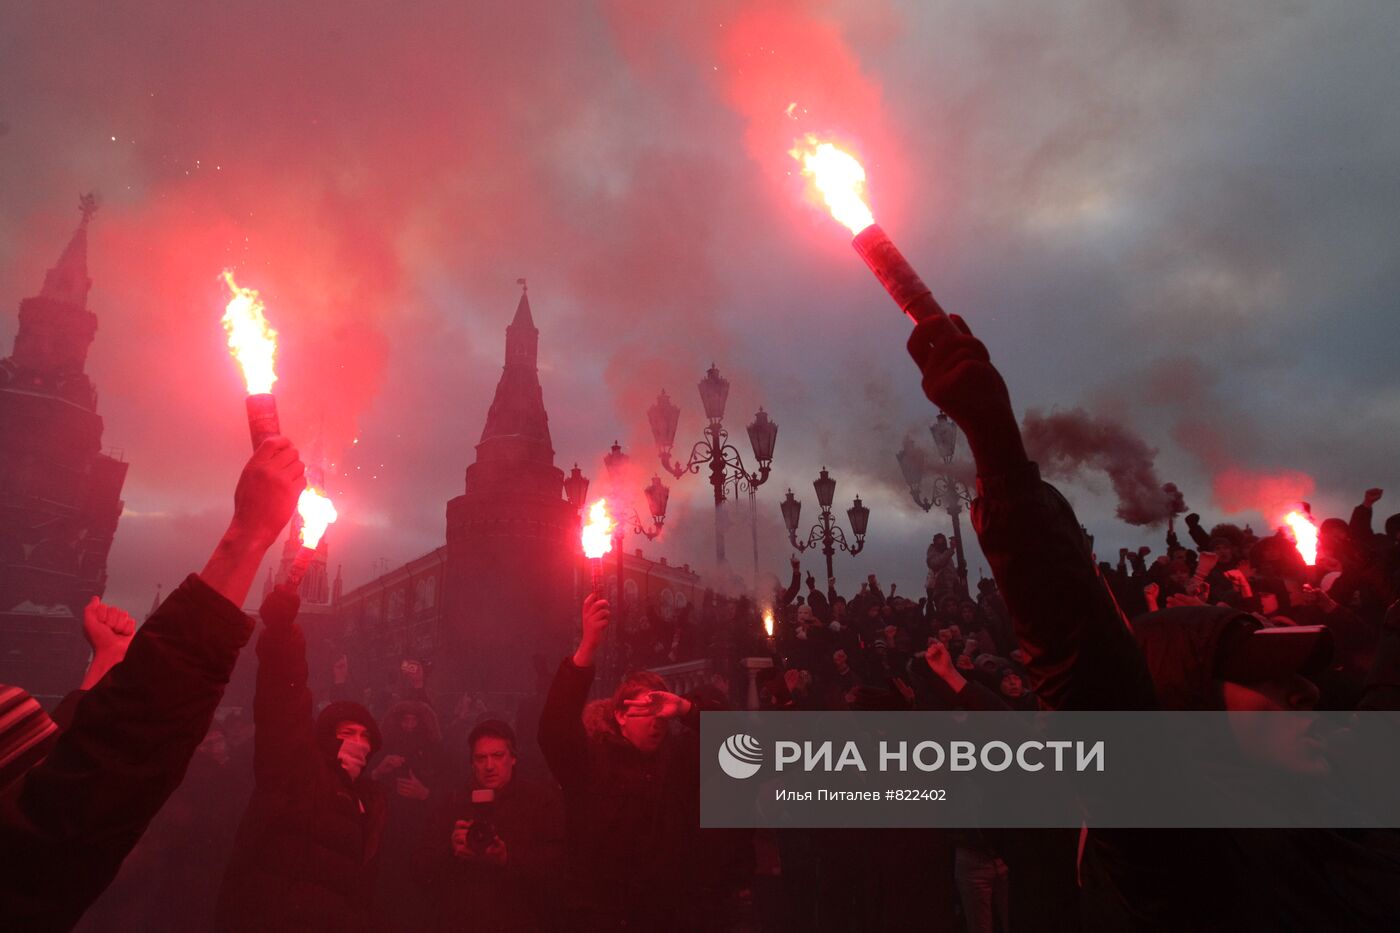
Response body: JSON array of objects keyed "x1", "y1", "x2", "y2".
[
  {"x1": 251, "y1": 586, "x2": 319, "y2": 789},
  {"x1": 1350, "y1": 488, "x2": 1383, "y2": 541},
  {"x1": 906, "y1": 315, "x2": 1156, "y2": 711},
  {"x1": 777, "y1": 556, "x2": 802, "y2": 607},
  {"x1": 538, "y1": 594, "x2": 610, "y2": 789},
  {"x1": 0, "y1": 439, "x2": 301, "y2": 930}
]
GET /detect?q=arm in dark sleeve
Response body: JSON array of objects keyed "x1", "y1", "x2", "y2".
[
  {"x1": 1350, "y1": 504, "x2": 1375, "y2": 543},
  {"x1": 48, "y1": 690, "x2": 87, "y2": 732},
  {"x1": 972, "y1": 463, "x2": 1157, "y2": 711},
  {"x1": 251, "y1": 620, "x2": 318, "y2": 790},
  {"x1": 1187, "y1": 519, "x2": 1212, "y2": 551},
  {"x1": 538, "y1": 658, "x2": 593, "y2": 790},
  {"x1": 777, "y1": 567, "x2": 801, "y2": 608},
  {"x1": 0, "y1": 573, "x2": 253, "y2": 932}
]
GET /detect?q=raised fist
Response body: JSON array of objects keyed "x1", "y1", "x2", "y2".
[
  {"x1": 82, "y1": 597, "x2": 136, "y2": 660},
  {"x1": 906, "y1": 314, "x2": 1017, "y2": 456},
  {"x1": 924, "y1": 640, "x2": 956, "y2": 680},
  {"x1": 1364, "y1": 488, "x2": 1384, "y2": 507},
  {"x1": 259, "y1": 583, "x2": 301, "y2": 629},
  {"x1": 581, "y1": 593, "x2": 611, "y2": 647}
]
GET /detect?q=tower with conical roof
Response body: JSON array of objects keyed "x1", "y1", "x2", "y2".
[
  {"x1": 442, "y1": 281, "x2": 578, "y2": 693},
  {"x1": 0, "y1": 196, "x2": 129, "y2": 700}
]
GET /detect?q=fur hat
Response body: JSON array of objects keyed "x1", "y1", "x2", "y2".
[{"x1": 314, "y1": 700, "x2": 382, "y2": 759}]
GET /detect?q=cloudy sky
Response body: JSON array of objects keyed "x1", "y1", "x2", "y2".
[{"x1": 3, "y1": 0, "x2": 1397, "y2": 616}]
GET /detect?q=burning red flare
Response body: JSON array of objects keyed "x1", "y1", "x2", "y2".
[
  {"x1": 220, "y1": 270, "x2": 279, "y2": 395},
  {"x1": 582, "y1": 499, "x2": 616, "y2": 558},
  {"x1": 297, "y1": 486, "x2": 338, "y2": 550},
  {"x1": 582, "y1": 499, "x2": 617, "y2": 595},
  {"x1": 789, "y1": 133, "x2": 949, "y2": 326},
  {"x1": 763, "y1": 609, "x2": 775, "y2": 639},
  {"x1": 1283, "y1": 510, "x2": 1319, "y2": 566},
  {"x1": 790, "y1": 133, "x2": 875, "y2": 235}
]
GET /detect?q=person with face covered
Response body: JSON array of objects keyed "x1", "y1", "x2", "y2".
[
  {"x1": 416, "y1": 720, "x2": 565, "y2": 932},
  {"x1": 215, "y1": 583, "x2": 387, "y2": 933},
  {"x1": 539, "y1": 593, "x2": 732, "y2": 931},
  {"x1": 907, "y1": 311, "x2": 1400, "y2": 930}
]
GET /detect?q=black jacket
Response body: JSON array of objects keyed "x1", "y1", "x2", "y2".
[
  {"x1": 0, "y1": 574, "x2": 254, "y2": 933},
  {"x1": 216, "y1": 619, "x2": 387, "y2": 933},
  {"x1": 537, "y1": 659, "x2": 704, "y2": 927},
  {"x1": 975, "y1": 461, "x2": 1400, "y2": 931},
  {"x1": 414, "y1": 776, "x2": 566, "y2": 932}
]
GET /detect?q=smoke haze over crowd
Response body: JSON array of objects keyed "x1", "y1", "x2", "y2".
[{"x1": 3, "y1": 0, "x2": 1398, "y2": 613}]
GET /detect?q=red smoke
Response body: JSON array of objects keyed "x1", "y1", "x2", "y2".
[
  {"x1": 1210, "y1": 466, "x2": 1315, "y2": 517},
  {"x1": 1172, "y1": 418, "x2": 1315, "y2": 518},
  {"x1": 1022, "y1": 407, "x2": 1184, "y2": 526}
]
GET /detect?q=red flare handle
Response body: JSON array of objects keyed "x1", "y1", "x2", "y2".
[
  {"x1": 851, "y1": 224, "x2": 952, "y2": 330},
  {"x1": 285, "y1": 546, "x2": 314, "y2": 588},
  {"x1": 246, "y1": 393, "x2": 280, "y2": 451}
]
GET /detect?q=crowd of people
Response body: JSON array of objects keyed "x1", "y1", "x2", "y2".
[{"x1": 1, "y1": 308, "x2": 1398, "y2": 932}]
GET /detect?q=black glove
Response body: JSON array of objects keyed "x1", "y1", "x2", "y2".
[
  {"x1": 260, "y1": 582, "x2": 301, "y2": 628},
  {"x1": 1185, "y1": 513, "x2": 1201, "y2": 528}
]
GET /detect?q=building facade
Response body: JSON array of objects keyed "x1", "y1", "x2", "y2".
[
  {"x1": 0, "y1": 198, "x2": 127, "y2": 700},
  {"x1": 328, "y1": 286, "x2": 702, "y2": 702}
]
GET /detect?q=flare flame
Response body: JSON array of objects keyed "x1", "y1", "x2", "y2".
[
  {"x1": 789, "y1": 133, "x2": 875, "y2": 234},
  {"x1": 220, "y1": 269, "x2": 279, "y2": 395},
  {"x1": 582, "y1": 499, "x2": 617, "y2": 559},
  {"x1": 297, "y1": 486, "x2": 338, "y2": 550},
  {"x1": 1283, "y1": 510, "x2": 1318, "y2": 566}
]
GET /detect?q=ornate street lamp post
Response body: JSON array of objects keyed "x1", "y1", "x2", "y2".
[
  {"x1": 780, "y1": 468, "x2": 870, "y2": 585},
  {"x1": 648, "y1": 365, "x2": 777, "y2": 572},
  {"x1": 896, "y1": 411, "x2": 972, "y2": 593},
  {"x1": 563, "y1": 463, "x2": 591, "y2": 515}
]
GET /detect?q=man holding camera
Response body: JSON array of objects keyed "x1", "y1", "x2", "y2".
[{"x1": 416, "y1": 719, "x2": 564, "y2": 933}]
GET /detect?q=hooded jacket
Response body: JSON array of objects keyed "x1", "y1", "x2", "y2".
[
  {"x1": 538, "y1": 659, "x2": 725, "y2": 928},
  {"x1": 974, "y1": 461, "x2": 1400, "y2": 932},
  {"x1": 217, "y1": 605, "x2": 387, "y2": 933}
]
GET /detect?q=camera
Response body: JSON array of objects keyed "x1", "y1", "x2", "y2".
[
  {"x1": 467, "y1": 788, "x2": 496, "y2": 852},
  {"x1": 466, "y1": 819, "x2": 497, "y2": 852}
]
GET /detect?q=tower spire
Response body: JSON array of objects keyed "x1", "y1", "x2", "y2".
[
  {"x1": 39, "y1": 194, "x2": 96, "y2": 310},
  {"x1": 510, "y1": 277, "x2": 535, "y2": 333},
  {"x1": 472, "y1": 281, "x2": 554, "y2": 468}
]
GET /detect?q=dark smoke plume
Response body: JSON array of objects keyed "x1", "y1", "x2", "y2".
[{"x1": 1022, "y1": 408, "x2": 1183, "y2": 526}]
